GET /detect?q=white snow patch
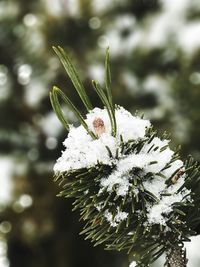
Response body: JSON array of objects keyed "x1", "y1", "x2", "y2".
[
  {"x1": 0, "y1": 157, "x2": 14, "y2": 205},
  {"x1": 101, "y1": 15, "x2": 139, "y2": 56},
  {"x1": 104, "y1": 207, "x2": 128, "y2": 227},
  {"x1": 38, "y1": 111, "x2": 64, "y2": 137},
  {"x1": 147, "y1": 190, "x2": 189, "y2": 225},
  {"x1": 129, "y1": 261, "x2": 137, "y2": 267},
  {"x1": 54, "y1": 129, "x2": 117, "y2": 173},
  {"x1": 143, "y1": 175, "x2": 166, "y2": 199},
  {"x1": 100, "y1": 136, "x2": 174, "y2": 197},
  {"x1": 54, "y1": 106, "x2": 150, "y2": 173},
  {"x1": 146, "y1": 174, "x2": 190, "y2": 225},
  {"x1": 185, "y1": 235, "x2": 200, "y2": 267},
  {"x1": 94, "y1": 202, "x2": 104, "y2": 212},
  {"x1": 178, "y1": 22, "x2": 200, "y2": 55},
  {"x1": 162, "y1": 159, "x2": 183, "y2": 178},
  {"x1": 86, "y1": 106, "x2": 150, "y2": 143},
  {"x1": 100, "y1": 171, "x2": 131, "y2": 196},
  {"x1": 141, "y1": 137, "x2": 174, "y2": 173},
  {"x1": 88, "y1": 64, "x2": 104, "y2": 84}
]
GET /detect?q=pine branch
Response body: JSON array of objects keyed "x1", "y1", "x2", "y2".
[
  {"x1": 50, "y1": 46, "x2": 200, "y2": 267},
  {"x1": 166, "y1": 247, "x2": 188, "y2": 267}
]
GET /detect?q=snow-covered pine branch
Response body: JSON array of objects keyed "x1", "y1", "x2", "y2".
[{"x1": 50, "y1": 46, "x2": 200, "y2": 267}]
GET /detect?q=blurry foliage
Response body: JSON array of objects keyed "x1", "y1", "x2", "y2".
[{"x1": 1, "y1": 0, "x2": 200, "y2": 267}]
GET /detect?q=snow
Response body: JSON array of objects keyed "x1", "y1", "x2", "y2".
[
  {"x1": 143, "y1": 176, "x2": 166, "y2": 199},
  {"x1": 54, "y1": 105, "x2": 191, "y2": 228},
  {"x1": 99, "y1": 137, "x2": 174, "y2": 197},
  {"x1": 38, "y1": 111, "x2": 64, "y2": 137},
  {"x1": 95, "y1": 201, "x2": 129, "y2": 228},
  {"x1": 145, "y1": 174, "x2": 190, "y2": 225},
  {"x1": 177, "y1": 22, "x2": 200, "y2": 55},
  {"x1": 160, "y1": 0, "x2": 190, "y2": 13},
  {"x1": 129, "y1": 261, "x2": 137, "y2": 267},
  {"x1": 0, "y1": 239, "x2": 9, "y2": 267},
  {"x1": 24, "y1": 79, "x2": 47, "y2": 107},
  {"x1": 0, "y1": 65, "x2": 11, "y2": 102},
  {"x1": 88, "y1": 64, "x2": 104, "y2": 84},
  {"x1": 185, "y1": 235, "x2": 200, "y2": 267},
  {"x1": 147, "y1": 192, "x2": 187, "y2": 225},
  {"x1": 102, "y1": 15, "x2": 138, "y2": 56},
  {"x1": 43, "y1": 0, "x2": 80, "y2": 18},
  {"x1": 122, "y1": 72, "x2": 140, "y2": 95},
  {"x1": 100, "y1": 168, "x2": 131, "y2": 196},
  {"x1": 142, "y1": 75, "x2": 174, "y2": 120},
  {"x1": 99, "y1": 0, "x2": 200, "y2": 58},
  {"x1": 54, "y1": 130, "x2": 117, "y2": 172},
  {"x1": 104, "y1": 208, "x2": 128, "y2": 227},
  {"x1": 0, "y1": 157, "x2": 14, "y2": 206},
  {"x1": 94, "y1": 202, "x2": 104, "y2": 212},
  {"x1": 86, "y1": 106, "x2": 150, "y2": 143},
  {"x1": 54, "y1": 106, "x2": 150, "y2": 173},
  {"x1": 144, "y1": 0, "x2": 200, "y2": 55},
  {"x1": 162, "y1": 159, "x2": 183, "y2": 177},
  {"x1": 98, "y1": 136, "x2": 189, "y2": 226},
  {"x1": 140, "y1": 137, "x2": 174, "y2": 173},
  {"x1": 91, "y1": 0, "x2": 126, "y2": 14}
]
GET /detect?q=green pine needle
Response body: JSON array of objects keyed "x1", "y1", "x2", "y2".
[
  {"x1": 52, "y1": 46, "x2": 93, "y2": 112},
  {"x1": 105, "y1": 47, "x2": 113, "y2": 109},
  {"x1": 92, "y1": 80, "x2": 117, "y2": 137},
  {"x1": 50, "y1": 88, "x2": 70, "y2": 131},
  {"x1": 50, "y1": 86, "x2": 96, "y2": 140},
  {"x1": 52, "y1": 46, "x2": 117, "y2": 138}
]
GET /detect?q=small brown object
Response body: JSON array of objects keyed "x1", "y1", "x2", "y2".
[
  {"x1": 93, "y1": 117, "x2": 106, "y2": 137},
  {"x1": 171, "y1": 168, "x2": 184, "y2": 184}
]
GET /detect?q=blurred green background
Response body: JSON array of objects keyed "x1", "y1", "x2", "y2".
[{"x1": 1, "y1": 0, "x2": 200, "y2": 266}]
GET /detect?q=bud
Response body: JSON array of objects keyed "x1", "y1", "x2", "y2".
[
  {"x1": 93, "y1": 117, "x2": 106, "y2": 137},
  {"x1": 171, "y1": 168, "x2": 184, "y2": 184}
]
